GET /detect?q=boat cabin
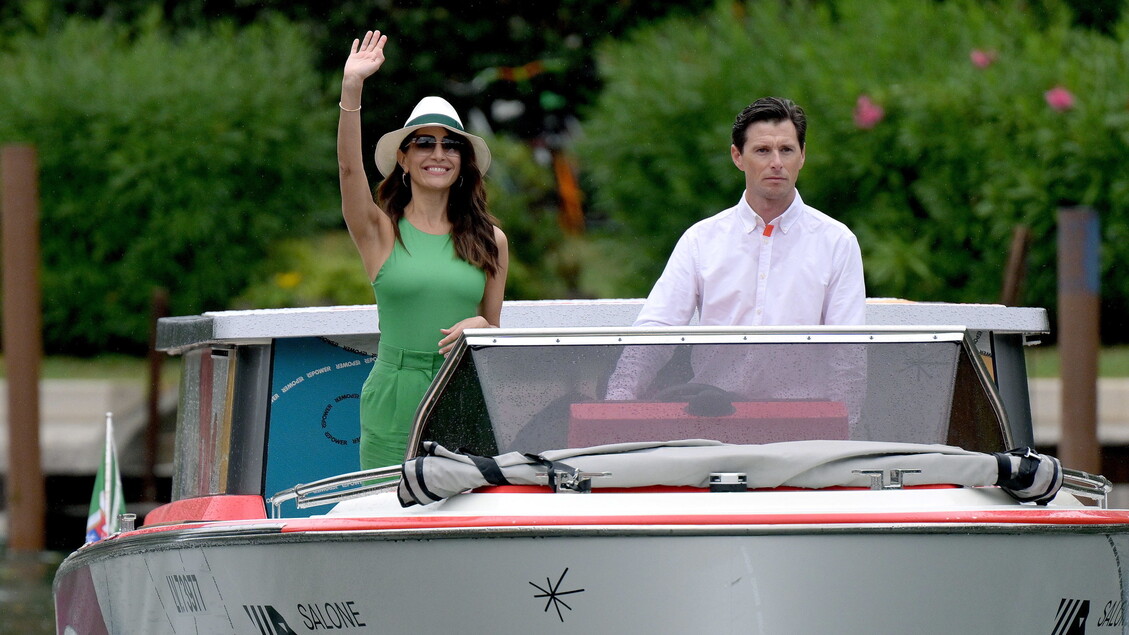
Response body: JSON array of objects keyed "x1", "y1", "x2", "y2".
[{"x1": 155, "y1": 300, "x2": 1049, "y2": 516}]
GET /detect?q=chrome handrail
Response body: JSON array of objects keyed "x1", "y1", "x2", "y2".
[
  {"x1": 267, "y1": 466, "x2": 402, "y2": 518},
  {"x1": 1060, "y1": 468, "x2": 1114, "y2": 509}
]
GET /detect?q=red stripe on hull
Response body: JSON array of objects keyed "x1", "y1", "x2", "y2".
[{"x1": 276, "y1": 508, "x2": 1129, "y2": 533}]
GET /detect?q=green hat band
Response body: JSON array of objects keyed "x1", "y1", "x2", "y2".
[{"x1": 404, "y1": 113, "x2": 464, "y2": 131}]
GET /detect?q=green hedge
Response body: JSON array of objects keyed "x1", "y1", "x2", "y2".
[
  {"x1": 0, "y1": 16, "x2": 336, "y2": 353},
  {"x1": 577, "y1": 0, "x2": 1129, "y2": 336}
]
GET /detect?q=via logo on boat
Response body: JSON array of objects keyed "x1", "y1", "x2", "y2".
[
  {"x1": 244, "y1": 601, "x2": 369, "y2": 633},
  {"x1": 1054, "y1": 598, "x2": 1089, "y2": 635},
  {"x1": 244, "y1": 605, "x2": 297, "y2": 635}
]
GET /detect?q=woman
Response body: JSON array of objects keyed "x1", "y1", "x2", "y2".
[{"x1": 338, "y1": 30, "x2": 508, "y2": 469}]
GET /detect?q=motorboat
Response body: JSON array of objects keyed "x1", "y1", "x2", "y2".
[{"x1": 53, "y1": 300, "x2": 1129, "y2": 634}]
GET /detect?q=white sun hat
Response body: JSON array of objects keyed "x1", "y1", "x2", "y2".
[{"x1": 374, "y1": 96, "x2": 492, "y2": 177}]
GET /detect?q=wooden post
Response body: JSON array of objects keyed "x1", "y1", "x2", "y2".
[
  {"x1": 1, "y1": 145, "x2": 46, "y2": 551},
  {"x1": 143, "y1": 287, "x2": 170, "y2": 503},
  {"x1": 1000, "y1": 225, "x2": 1031, "y2": 307},
  {"x1": 1057, "y1": 206, "x2": 1101, "y2": 474}
]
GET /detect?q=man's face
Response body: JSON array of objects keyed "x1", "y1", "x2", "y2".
[{"x1": 731, "y1": 119, "x2": 805, "y2": 207}]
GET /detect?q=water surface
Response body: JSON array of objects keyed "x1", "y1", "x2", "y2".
[{"x1": 0, "y1": 549, "x2": 61, "y2": 635}]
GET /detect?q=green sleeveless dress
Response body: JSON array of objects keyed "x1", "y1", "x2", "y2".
[{"x1": 359, "y1": 218, "x2": 486, "y2": 469}]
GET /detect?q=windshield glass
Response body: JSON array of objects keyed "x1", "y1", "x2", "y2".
[{"x1": 417, "y1": 330, "x2": 1008, "y2": 457}]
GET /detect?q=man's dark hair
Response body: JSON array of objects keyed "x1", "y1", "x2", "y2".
[{"x1": 731, "y1": 97, "x2": 807, "y2": 150}]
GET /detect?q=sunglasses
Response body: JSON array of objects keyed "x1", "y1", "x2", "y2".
[{"x1": 401, "y1": 135, "x2": 465, "y2": 155}]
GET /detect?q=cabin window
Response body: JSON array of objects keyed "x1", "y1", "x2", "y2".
[{"x1": 417, "y1": 335, "x2": 1009, "y2": 458}]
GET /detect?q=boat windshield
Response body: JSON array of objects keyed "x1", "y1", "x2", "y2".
[{"x1": 412, "y1": 327, "x2": 1010, "y2": 458}]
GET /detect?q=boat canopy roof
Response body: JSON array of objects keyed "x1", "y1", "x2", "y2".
[{"x1": 409, "y1": 325, "x2": 1012, "y2": 459}]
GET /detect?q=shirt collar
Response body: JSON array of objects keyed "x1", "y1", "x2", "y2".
[{"x1": 737, "y1": 190, "x2": 805, "y2": 235}]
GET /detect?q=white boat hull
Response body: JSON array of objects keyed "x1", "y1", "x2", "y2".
[{"x1": 57, "y1": 516, "x2": 1129, "y2": 634}]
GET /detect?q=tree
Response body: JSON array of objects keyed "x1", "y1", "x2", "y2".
[
  {"x1": 578, "y1": 0, "x2": 1129, "y2": 340},
  {"x1": 0, "y1": 16, "x2": 336, "y2": 353}
]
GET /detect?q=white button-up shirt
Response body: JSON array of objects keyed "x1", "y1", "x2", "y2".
[
  {"x1": 606, "y1": 190, "x2": 867, "y2": 402},
  {"x1": 634, "y1": 190, "x2": 866, "y2": 327}
]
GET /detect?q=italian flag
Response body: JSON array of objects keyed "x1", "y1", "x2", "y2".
[{"x1": 85, "y1": 413, "x2": 125, "y2": 543}]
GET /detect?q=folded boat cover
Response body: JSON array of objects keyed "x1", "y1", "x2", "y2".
[{"x1": 397, "y1": 440, "x2": 1062, "y2": 507}]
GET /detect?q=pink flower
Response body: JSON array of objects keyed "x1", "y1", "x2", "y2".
[
  {"x1": 1044, "y1": 85, "x2": 1076, "y2": 112},
  {"x1": 853, "y1": 95, "x2": 885, "y2": 129},
  {"x1": 969, "y1": 49, "x2": 996, "y2": 68}
]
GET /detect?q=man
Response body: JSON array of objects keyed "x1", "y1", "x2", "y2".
[
  {"x1": 606, "y1": 97, "x2": 866, "y2": 404},
  {"x1": 634, "y1": 96, "x2": 865, "y2": 328}
]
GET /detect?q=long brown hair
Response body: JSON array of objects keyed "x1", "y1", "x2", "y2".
[{"x1": 375, "y1": 131, "x2": 501, "y2": 277}]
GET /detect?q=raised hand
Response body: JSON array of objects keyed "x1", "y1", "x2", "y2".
[{"x1": 344, "y1": 30, "x2": 388, "y2": 81}]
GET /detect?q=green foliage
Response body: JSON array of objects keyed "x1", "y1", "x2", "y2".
[
  {"x1": 486, "y1": 135, "x2": 640, "y2": 300},
  {"x1": 0, "y1": 16, "x2": 337, "y2": 353},
  {"x1": 3, "y1": 0, "x2": 712, "y2": 185},
  {"x1": 5, "y1": 1, "x2": 1115, "y2": 145},
  {"x1": 5, "y1": 0, "x2": 1128, "y2": 352},
  {"x1": 578, "y1": 0, "x2": 1129, "y2": 330},
  {"x1": 231, "y1": 233, "x2": 374, "y2": 309},
  {"x1": 1024, "y1": 345, "x2": 1129, "y2": 377}
]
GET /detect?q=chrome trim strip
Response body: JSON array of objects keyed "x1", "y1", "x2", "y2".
[
  {"x1": 461, "y1": 325, "x2": 968, "y2": 347},
  {"x1": 62, "y1": 517, "x2": 1129, "y2": 572},
  {"x1": 268, "y1": 466, "x2": 401, "y2": 517},
  {"x1": 55, "y1": 522, "x2": 287, "y2": 578},
  {"x1": 1062, "y1": 468, "x2": 1114, "y2": 508}
]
